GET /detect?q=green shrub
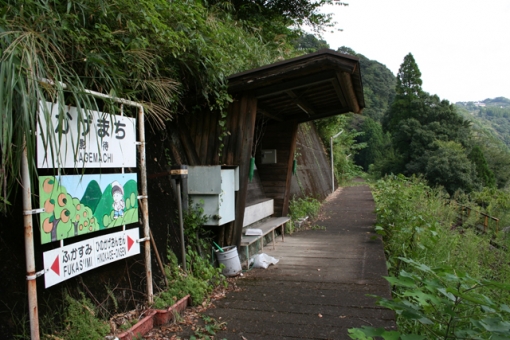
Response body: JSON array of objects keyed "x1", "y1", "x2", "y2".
[
  {"x1": 289, "y1": 196, "x2": 321, "y2": 220},
  {"x1": 349, "y1": 258, "x2": 510, "y2": 340},
  {"x1": 59, "y1": 292, "x2": 110, "y2": 340},
  {"x1": 153, "y1": 249, "x2": 225, "y2": 309},
  {"x1": 349, "y1": 175, "x2": 510, "y2": 339}
]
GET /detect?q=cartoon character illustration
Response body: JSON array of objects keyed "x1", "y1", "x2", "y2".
[{"x1": 111, "y1": 181, "x2": 125, "y2": 219}]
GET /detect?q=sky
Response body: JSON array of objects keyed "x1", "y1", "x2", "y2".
[{"x1": 320, "y1": 0, "x2": 510, "y2": 103}]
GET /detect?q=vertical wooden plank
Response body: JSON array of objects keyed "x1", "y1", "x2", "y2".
[
  {"x1": 231, "y1": 97, "x2": 248, "y2": 165},
  {"x1": 194, "y1": 112, "x2": 204, "y2": 158},
  {"x1": 178, "y1": 119, "x2": 201, "y2": 165},
  {"x1": 232, "y1": 94, "x2": 257, "y2": 248},
  {"x1": 189, "y1": 113, "x2": 198, "y2": 158},
  {"x1": 199, "y1": 111, "x2": 211, "y2": 161},
  {"x1": 226, "y1": 97, "x2": 248, "y2": 245},
  {"x1": 224, "y1": 99, "x2": 240, "y2": 165},
  {"x1": 219, "y1": 101, "x2": 238, "y2": 245},
  {"x1": 207, "y1": 111, "x2": 219, "y2": 165}
]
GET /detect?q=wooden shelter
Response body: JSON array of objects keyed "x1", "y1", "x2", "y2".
[{"x1": 173, "y1": 49, "x2": 364, "y2": 247}]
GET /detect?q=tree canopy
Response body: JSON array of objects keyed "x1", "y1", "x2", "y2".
[
  {"x1": 379, "y1": 53, "x2": 480, "y2": 193},
  {"x1": 0, "y1": 0, "x2": 340, "y2": 212},
  {"x1": 207, "y1": 0, "x2": 347, "y2": 42}
]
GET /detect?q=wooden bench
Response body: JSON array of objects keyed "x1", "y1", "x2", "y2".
[{"x1": 240, "y1": 199, "x2": 289, "y2": 267}]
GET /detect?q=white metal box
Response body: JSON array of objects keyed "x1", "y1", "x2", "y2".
[{"x1": 188, "y1": 166, "x2": 239, "y2": 226}]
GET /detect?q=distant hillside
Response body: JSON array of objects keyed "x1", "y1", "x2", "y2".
[
  {"x1": 483, "y1": 97, "x2": 510, "y2": 107},
  {"x1": 455, "y1": 97, "x2": 510, "y2": 148}
]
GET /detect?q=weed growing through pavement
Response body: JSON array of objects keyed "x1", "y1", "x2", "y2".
[{"x1": 287, "y1": 196, "x2": 321, "y2": 234}]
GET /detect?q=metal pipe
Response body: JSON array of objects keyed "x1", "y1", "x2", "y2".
[
  {"x1": 330, "y1": 137, "x2": 334, "y2": 194},
  {"x1": 137, "y1": 106, "x2": 153, "y2": 304},
  {"x1": 330, "y1": 130, "x2": 343, "y2": 194},
  {"x1": 176, "y1": 180, "x2": 187, "y2": 272},
  {"x1": 22, "y1": 137, "x2": 40, "y2": 340},
  {"x1": 39, "y1": 78, "x2": 143, "y2": 109}
]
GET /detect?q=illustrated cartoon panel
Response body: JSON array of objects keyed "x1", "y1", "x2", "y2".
[{"x1": 39, "y1": 174, "x2": 138, "y2": 244}]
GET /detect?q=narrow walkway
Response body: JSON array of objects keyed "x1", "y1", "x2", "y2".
[{"x1": 205, "y1": 184, "x2": 396, "y2": 339}]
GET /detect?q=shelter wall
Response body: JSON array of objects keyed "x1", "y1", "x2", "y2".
[
  {"x1": 289, "y1": 122, "x2": 333, "y2": 200},
  {"x1": 255, "y1": 121, "x2": 298, "y2": 217}
]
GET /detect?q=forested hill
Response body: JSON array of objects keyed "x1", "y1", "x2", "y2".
[{"x1": 455, "y1": 97, "x2": 510, "y2": 147}]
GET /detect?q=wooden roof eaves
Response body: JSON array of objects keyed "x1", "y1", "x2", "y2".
[
  {"x1": 336, "y1": 71, "x2": 360, "y2": 114},
  {"x1": 228, "y1": 49, "x2": 359, "y2": 80},
  {"x1": 228, "y1": 51, "x2": 359, "y2": 94},
  {"x1": 227, "y1": 49, "x2": 365, "y2": 118}
]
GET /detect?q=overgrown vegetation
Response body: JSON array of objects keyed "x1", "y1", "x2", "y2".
[
  {"x1": 56, "y1": 292, "x2": 110, "y2": 340},
  {"x1": 189, "y1": 314, "x2": 226, "y2": 340},
  {"x1": 349, "y1": 175, "x2": 510, "y2": 339},
  {"x1": 1, "y1": 0, "x2": 319, "y2": 213},
  {"x1": 40, "y1": 202, "x2": 226, "y2": 339},
  {"x1": 341, "y1": 49, "x2": 510, "y2": 339},
  {"x1": 287, "y1": 196, "x2": 322, "y2": 233},
  {"x1": 153, "y1": 249, "x2": 225, "y2": 309},
  {"x1": 154, "y1": 202, "x2": 226, "y2": 308}
]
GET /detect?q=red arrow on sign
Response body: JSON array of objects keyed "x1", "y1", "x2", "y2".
[
  {"x1": 127, "y1": 235, "x2": 134, "y2": 251},
  {"x1": 51, "y1": 255, "x2": 60, "y2": 276}
]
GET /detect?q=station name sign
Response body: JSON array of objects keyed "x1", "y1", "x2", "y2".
[
  {"x1": 37, "y1": 101, "x2": 137, "y2": 168},
  {"x1": 43, "y1": 228, "x2": 140, "y2": 288}
]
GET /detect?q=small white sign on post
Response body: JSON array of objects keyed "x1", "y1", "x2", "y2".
[
  {"x1": 37, "y1": 101, "x2": 137, "y2": 168},
  {"x1": 43, "y1": 228, "x2": 140, "y2": 288}
]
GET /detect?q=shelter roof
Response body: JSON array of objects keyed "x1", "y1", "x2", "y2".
[{"x1": 228, "y1": 49, "x2": 364, "y2": 123}]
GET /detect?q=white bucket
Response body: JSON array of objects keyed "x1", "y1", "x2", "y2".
[{"x1": 215, "y1": 245, "x2": 242, "y2": 276}]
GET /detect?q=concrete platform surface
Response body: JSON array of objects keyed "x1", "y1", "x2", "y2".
[{"x1": 202, "y1": 183, "x2": 396, "y2": 339}]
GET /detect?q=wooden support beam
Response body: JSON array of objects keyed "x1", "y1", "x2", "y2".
[
  {"x1": 336, "y1": 71, "x2": 361, "y2": 114},
  {"x1": 285, "y1": 90, "x2": 316, "y2": 116},
  {"x1": 330, "y1": 79, "x2": 348, "y2": 108},
  {"x1": 284, "y1": 107, "x2": 352, "y2": 123},
  {"x1": 230, "y1": 94, "x2": 258, "y2": 248},
  {"x1": 257, "y1": 105, "x2": 284, "y2": 122},
  {"x1": 255, "y1": 71, "x2": 335, "y2": 98}
]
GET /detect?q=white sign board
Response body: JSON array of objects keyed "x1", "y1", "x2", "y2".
[
  {"x1": 37, "y1": 101, "x2": 137, "y2": 168},
  {"x1": 43, "y1": 228, "x2": 140, "y2": 288}
]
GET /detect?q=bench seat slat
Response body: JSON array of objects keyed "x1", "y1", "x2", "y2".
[{"x1": 240, "y1": 217, "x2": 289, "y2": 246}]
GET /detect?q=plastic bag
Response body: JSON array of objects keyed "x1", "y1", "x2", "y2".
[{"x1": 249, "y1": 253, "x2": 279, "y2": 269}]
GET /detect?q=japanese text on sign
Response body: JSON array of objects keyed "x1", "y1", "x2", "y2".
[
  {"x1": 37, "y1": 101, "x2": 137, "y2": 168},
  {"x1": 43, "y1": 228, "x2": 140, "y2": 288}
]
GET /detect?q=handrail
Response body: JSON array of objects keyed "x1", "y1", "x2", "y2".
[{"x1": 452, "y1": 202, "x2": 500, "y2": 234}]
